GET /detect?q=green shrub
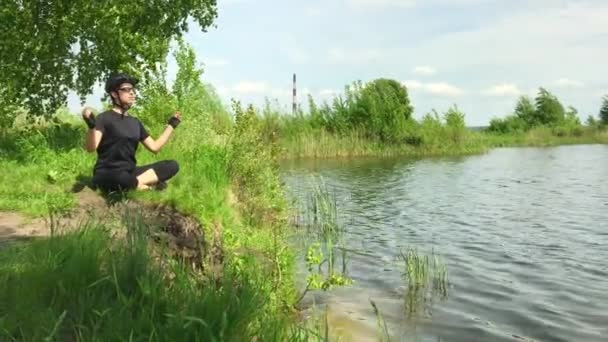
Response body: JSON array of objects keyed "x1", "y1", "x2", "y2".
[{"x1": 226, "y1": 101, "x2": 287, "y2": 227}]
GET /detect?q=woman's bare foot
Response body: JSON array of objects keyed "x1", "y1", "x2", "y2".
[{"x1": 137, "y1": 184, "x2": 151, "y2": 190}]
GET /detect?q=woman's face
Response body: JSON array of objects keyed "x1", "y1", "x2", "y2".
[{"x1": 112, "y1": 82, "x2": 136, "y2": 107}]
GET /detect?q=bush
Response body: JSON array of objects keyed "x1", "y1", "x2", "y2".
[
  {"x1": 226, "y1": 101, "x2": 287, "y2": 227},
  {"x1": 134, "y1": 41, "x2": 229, "y2": 150},
  {"x1": 488, "y1": 115, "x2": 526, "y2": 134},
  {"x1": 443, "y1": 105, "x2": 466, "y2": 144},
  {"x1": 355, "y1": 78, "x2": 414, "y2": 142}
]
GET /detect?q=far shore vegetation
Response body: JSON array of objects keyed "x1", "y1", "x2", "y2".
[{"x1": 254, "y1": 79, "x2": 608, "y2": 159}]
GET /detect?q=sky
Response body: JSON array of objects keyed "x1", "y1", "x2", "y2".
[{"x1": 68, "y1": 0, "x2": 608, "y2": 126}]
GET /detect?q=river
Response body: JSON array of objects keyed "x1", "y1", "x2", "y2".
[{"x1": 281, "y1": 144, "x2": 608, "y2": 342}]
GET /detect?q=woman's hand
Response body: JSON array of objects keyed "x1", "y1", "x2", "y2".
[
  {"x1": 168, "y1": 111, "x2": 181, "y2": 128},
  {"x1": 81, "y1": 106, "x2": 102, "y2": 152},
  {"x1": 81, "y1": 106, "x2": 96, "y2": 129},
  {"x1": 81, "y1": 106, "x2": 94, "y2": 118},
  {"x1": 142, "y1": 111, "x2": 182, "y2": 153}
]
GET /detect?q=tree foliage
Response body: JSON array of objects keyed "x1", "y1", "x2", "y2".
[
  {"x1": 488, "y1": 87, "x2": 575, "y2": 134},
  {"x1": 600, "y1": 95, "x2": 608, "y2": 125},
  {"x1": 0, "y1": 0, "x2": 218, "y2": 116},
  {"x1": 514, "y1": 95, "x2": 536, "y2": 127},
  {"x1": 345, "y1": 78, "x2": 414, "y2": 142},
  {"x1": 586, "y1": 115, "x2": 597, "y2": 127},
  {"x1": 533, "y1": 87, "x2": 565, "y2": 126},
  {"x1": 443, "y1": 105, "x2": 467, "y2": 144}
]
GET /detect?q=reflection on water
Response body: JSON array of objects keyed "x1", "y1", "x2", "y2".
[{"x1": 282, "y1": 145, "x2": 608, "y2": 342}]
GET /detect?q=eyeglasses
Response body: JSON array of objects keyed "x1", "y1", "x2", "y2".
[{"x1": 118, "y1": 87, "x2": 137, "y2": 94}]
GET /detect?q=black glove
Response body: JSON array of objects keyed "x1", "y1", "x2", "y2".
[
  {"x1": 168, "y1": 115, "x2": 181, "y2": 128},
  {"x1": 83, "y1": 113, "x2": 96, "y2": 129}
]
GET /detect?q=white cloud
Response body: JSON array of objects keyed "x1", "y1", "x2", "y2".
[
  {"x1": 401, "y1": 80, "x2": 423, "y2": 90},
  {"x1": 345, "y1": 0, "x2": 492, "y2": 10},
  {"x1": 222, "y1": 81, "x2": 298, "y2": 100},
  {"x1": 319, "y1": 89, "x2": 338, "y2": 97},
  {"x1": 204, "y1": 58, "x2": 229, "y2": 67},
  {"x1": 413, "y1": 66, "x2": 436, "y2": 76},
  {"x1": 401, "y1": 80, "x2": 464, "y2": 97},
  {"x1": 304, "y1": 7, "x2": 323, "y2": 16},
  {"x1": 280, "y1": 34, "x2": 310, "y2": 64},
  {"x1": 286, "y1": 47, "x2": 309, "y2": 64},
  {"x1": 554, "y1": 78, "x2": 584, "y2": 88},
  {"x1": 412, "y1": 2, "x2": 608, "y2": 71},
  {"x1": 232, "y1": 81, "x2": 269, "y2": 95},
  {"x1": 223, "y1": 0, "x2": 250, "y2": 5},
  {"x1": 271, "y1": 88, "x2": 291, "y2": 98},
  {"x1": 216, "y1": 86, "x2": 229, "y2": 96},
  {"x1": 426, "y1": 82, "x2": 464, "y2": 97},
  {"x1": 482, "y1": 83, "x2": 522, "y2": 97},
  {"x1": 326, "y1": 47, "x2": 387, "y2": 65},
  {"x1": 346, "y1": 0, "x2": 416, "y2": 9}
]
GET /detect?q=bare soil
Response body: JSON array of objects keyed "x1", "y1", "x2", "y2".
[{"x1": 0, "y1": 187, "x2": 220, "y2": 273}]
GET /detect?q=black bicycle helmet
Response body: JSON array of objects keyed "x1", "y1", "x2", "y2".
[{"x1": 104, "y1": 73, "x2": 138, "y2": 94}]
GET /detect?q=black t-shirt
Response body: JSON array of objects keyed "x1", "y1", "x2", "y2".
[{"x1": 93, "y1": 110, "x2": 149, "y2": 172}]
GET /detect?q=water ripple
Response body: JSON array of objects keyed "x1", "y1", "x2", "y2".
[{"x1": 282, "y1": 145, "x2": 608, "y2": 342}]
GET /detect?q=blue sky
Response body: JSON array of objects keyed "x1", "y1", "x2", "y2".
[{"x1": 69, "y1": 0, "x2": 608, "y2": 126}]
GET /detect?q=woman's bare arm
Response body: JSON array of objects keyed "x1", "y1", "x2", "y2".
[
  {"x1": 84, "y1": 129, "x2": 103, "y2": 152},
  {"x1": 141, "y1": 125, "x2": 175, "y2": 154},
  {"x1": 141, "y1": 112, "x2": 181, "y2": 154}
]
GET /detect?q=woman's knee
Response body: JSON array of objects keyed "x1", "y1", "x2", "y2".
[
  {"x1": 157, "y1": 159, "x2": 179, "y2": 181},
  {"x1": 166, "y1": 159, "x2": 179, "y2": 177}
]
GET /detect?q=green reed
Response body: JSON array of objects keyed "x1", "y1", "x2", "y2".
[
  {"x1": 295, "y1": 176, "x2": 352, "y2": 304},
  {"x1": 399, "y1": 247, "x2": 450, "y2": 318},
  {"x1": 0, "y1": 209, "x2": 317, "y2": 341}
]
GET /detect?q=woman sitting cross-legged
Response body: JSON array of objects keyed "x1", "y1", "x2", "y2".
[{"x1": 81, "y1": 73, "x2": 181, "y2": 192}]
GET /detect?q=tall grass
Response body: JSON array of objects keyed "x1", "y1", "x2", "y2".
[
  {"x1": 292, "y1": 176, "x2": 352, "y2": 303},
  {"x1": 280, "y1": 128, "x2": 492, "y2": 159},
  {"x1": 0, "y1": 211, "x2": 312, "y2": 341},
  {"x1": 479, "y1": 126, "x2": 608, "y2": 147},
  {"x1": 302, "y1": 176, "x2": 341, "y2": 240},
  {"x1": 399, "y1": 247, "x2": 449, "y2": 318}
]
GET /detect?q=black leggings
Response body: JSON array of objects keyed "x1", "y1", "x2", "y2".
[{"x1": 92, "y1": 160, "x2": 179, "y2": 192}]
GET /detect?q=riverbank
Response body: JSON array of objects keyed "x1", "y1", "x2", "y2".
[
  {"x1": 275, "y1": 126, "x2": 608, "y2": 160},
  {"x1": 0, "y1": 60, "x2": 335, "y2": 339},
  {"x1": 0, "y1": 111, "x2": 313, "y2": 340}
]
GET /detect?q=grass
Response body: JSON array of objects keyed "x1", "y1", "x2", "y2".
[
  {"x1": 301, "y1": 176, "x2": 342, "y2": 240},
  {"x1": 289, "y1": 176, "x2": 352, "y2": 303},
  {"x1": 0, "y1": 210, "x2": 319, "y2": 341},
  {"x1": 399, "y1": 247, "x2": 449, "y2": 318},
  {"x1": 479, "y1": 126, "x2": 608, "y2": 148},
  {"x1": 275, "y1": 126, "x2": 608, "y2": 160},
  {"x1": 277, "y1": 128, "x2": 489, "y2": 160},
  {"x1": 0, "y1": 101, "x2": 304, "y2": 338}
]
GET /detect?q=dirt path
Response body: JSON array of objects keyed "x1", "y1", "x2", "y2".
[
  {"x1": 0, "y1": 187, "x2": 218, "y2": 273},
  {"x1": 0, "y1": 212, "x2": 47, "y2": 247},
  {"x1": 0, "y1": 187, "x2": 108, "y2": 247}
]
